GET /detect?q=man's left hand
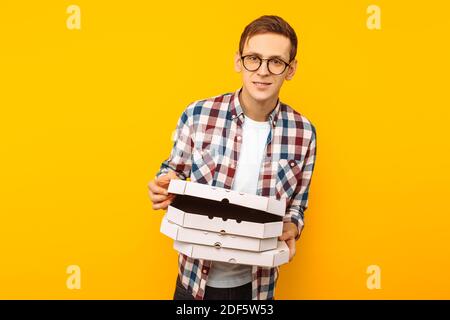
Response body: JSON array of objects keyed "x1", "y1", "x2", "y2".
[{"x1": 278, "y1": 222, "x2": 301, "y2": 261}]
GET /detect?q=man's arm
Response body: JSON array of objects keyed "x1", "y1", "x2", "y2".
[
  {"x1": 149, "y1": 106, "x2": 194, "y2": 210},
  {"x1": 278, "y1": 125, "x2": 317, "y2": 261},
  {"x1": 155, "y1": 107, "x2": 194, "y2": 180},
  {"x1": 283, "y1": 125, "x2": 317, "y2": 241}
]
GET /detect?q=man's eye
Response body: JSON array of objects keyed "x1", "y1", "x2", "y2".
[
  {"x1": 272, "y1": 59, "x2": 283, "y2": 65},
  {"x1": 248, "y1": 56, "x2": 259, "y2": 61}
]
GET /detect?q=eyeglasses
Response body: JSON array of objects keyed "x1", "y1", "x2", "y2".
[{"x1": 240, "y1": 55, "x2": 291, "y2": 75}]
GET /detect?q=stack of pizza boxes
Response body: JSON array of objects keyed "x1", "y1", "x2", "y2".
[{"x1": 160, "y1": 179, "x2": 289, "y2": 268}]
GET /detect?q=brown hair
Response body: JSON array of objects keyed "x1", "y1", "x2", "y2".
[{"x1": 239, "y1": 15, "x2": 298, "y2": 61}]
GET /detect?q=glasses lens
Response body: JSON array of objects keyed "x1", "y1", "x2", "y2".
[
  {"x1": 268, "y1": 59, "x2": 287, "y2": 75},
  {"x1": 243, "y1": 56, "x2": 261, "y2": 71}
]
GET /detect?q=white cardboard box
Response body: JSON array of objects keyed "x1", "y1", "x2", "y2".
[
  {"x1": 160, "y1": 215, "x2": 278, "y2": 252},
  {"x1": 174, "y1": 240, "x2": 290, "y2": 268},
  {"x1": 166, "y1": 180, "x2": 285, "y2": 239}
]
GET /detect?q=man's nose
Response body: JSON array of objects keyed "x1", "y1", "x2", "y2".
[{"x1": 257, "y1": 60, "x2": 270, "y2": 76}]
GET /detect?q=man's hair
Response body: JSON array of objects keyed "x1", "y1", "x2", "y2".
[{"x1": 239, "y1": 15, "x2": 298, "y2": 62}]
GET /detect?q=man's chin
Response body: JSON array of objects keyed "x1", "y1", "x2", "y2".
[{"x1": 246, "y1": 88, "x2": 276, "y2": 103}]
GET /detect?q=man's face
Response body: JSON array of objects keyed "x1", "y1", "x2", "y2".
[{"x1": 235, "y1": 32, "x2": 297, "y2": 103}]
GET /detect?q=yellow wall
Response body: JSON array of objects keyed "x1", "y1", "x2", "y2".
[{"x1": 1, "y1": 0, "x2": 449, "y2": 299}]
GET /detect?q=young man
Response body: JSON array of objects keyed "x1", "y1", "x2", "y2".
[{"x1": 148, "y1": 15, "x2": 317, "y2": 300}]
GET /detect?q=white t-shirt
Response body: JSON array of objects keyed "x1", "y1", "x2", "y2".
[{"x1": 207, "y1": 115, "x2": 271, "y2": 288}]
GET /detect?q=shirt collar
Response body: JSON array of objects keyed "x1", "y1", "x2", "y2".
[{"x1": 229, "y1": 87, "x2": 281, "y2": 128}]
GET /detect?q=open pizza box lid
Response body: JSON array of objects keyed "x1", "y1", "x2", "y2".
[{"x1": 168, "y1": 179, "x2": 285, "y2": 217}]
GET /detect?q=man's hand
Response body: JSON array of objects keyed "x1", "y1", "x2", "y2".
[
  {"x1": 278, "y1": 222, "x2": 301, "y2": 261},
  {"x1": 148, "y1": 170, "x2": 179, "y2": 210}
]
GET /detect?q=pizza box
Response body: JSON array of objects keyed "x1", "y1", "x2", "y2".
[
  {"x1": 173, "y1": 239, "x2": 290, "y2": 268},
  {"x1": 160, "y1": 215, "x2": 278, "y2": 252},
  {"x1": 166, "y1": 180, "x2": 285, "y2": 239}
]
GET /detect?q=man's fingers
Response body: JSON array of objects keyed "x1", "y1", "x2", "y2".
[
  {"x1": 154, "y1": 170, "x2": 180, "y2": 190},
  {"x1": 286, "y1": 238, "x2": 295, "y2": 250},
  {"x1": 152, "y1": 198, "x2": 173, "y2": 210},
  {"x1": 278, "y1": 230, "x2": 295, "y2": 241},
  {"x1": 278, "y1": 233, "x2": 287, "y2": 241},
  {"x1": 148, "y1": 171, "x2": 181, "y2": 210},
  {"x1": 289, "y1": 248, "x2": 296, "y2": 261},
  {"x1": 279, "y1": 237, "x2": 296, "y2": 262},
  {"x1": 148, "y1": 180, "x2": 169, "y2": 196},
  {"x1": 285, "y1": 238, "x2": 296, "y2": 261},
  {"x1": 150, "y1": 193, "x2": 170, "y2": 203}
]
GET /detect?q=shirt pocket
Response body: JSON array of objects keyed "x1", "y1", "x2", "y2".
[
  {"x1": 190, "y1": 148, "x2": 217, "y2": 185},
  {"x1": 275, "y1": 159, "x2": 303, "y2": 200}
]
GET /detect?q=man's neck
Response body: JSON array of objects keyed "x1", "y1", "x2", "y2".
[{"x1": 239, "y1": 87, "x2": 279, "y2": 122}]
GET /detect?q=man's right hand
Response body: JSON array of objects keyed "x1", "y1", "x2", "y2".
[{"x1": 148, "y1": 170, "x2": 180, "y2": 210}]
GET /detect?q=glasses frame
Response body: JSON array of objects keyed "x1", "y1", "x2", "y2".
[{"x1": 240, "y1": 55, "x2": 292, "y2": 75}]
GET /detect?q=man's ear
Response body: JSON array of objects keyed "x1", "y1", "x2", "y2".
[
  {"x1": 285, "y1": 59, "x2": 298, "y2": 81},
  {"x1": 234, "y1": 51, "x2": 242, "y2": 72}
]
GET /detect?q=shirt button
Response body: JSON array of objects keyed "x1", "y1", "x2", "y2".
[
  {"x1": 290, "y1": 161, "x2": 295, "y2": 167},
  {"x1": 230, "y1": 162, "x2": 235, "y2": 168},
  {"x1": 202, "y1": 268, "x2": 208, "y2": 274},
  {"x1": 236, "y1": 136, "x2": 241, "y2": 141}
]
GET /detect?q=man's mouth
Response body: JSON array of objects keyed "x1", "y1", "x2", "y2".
[{"x1": 253, "y1": 81, "x2": 272, "y2": 87}]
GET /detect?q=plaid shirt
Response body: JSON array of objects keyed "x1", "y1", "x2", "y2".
[{"x1": 155, "y1": 88, "x2": 317, "y2": 300}]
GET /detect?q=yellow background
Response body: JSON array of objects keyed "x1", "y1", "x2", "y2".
[{"x1": 1, "y1": 0, "x2": 449, "y2": 299}]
